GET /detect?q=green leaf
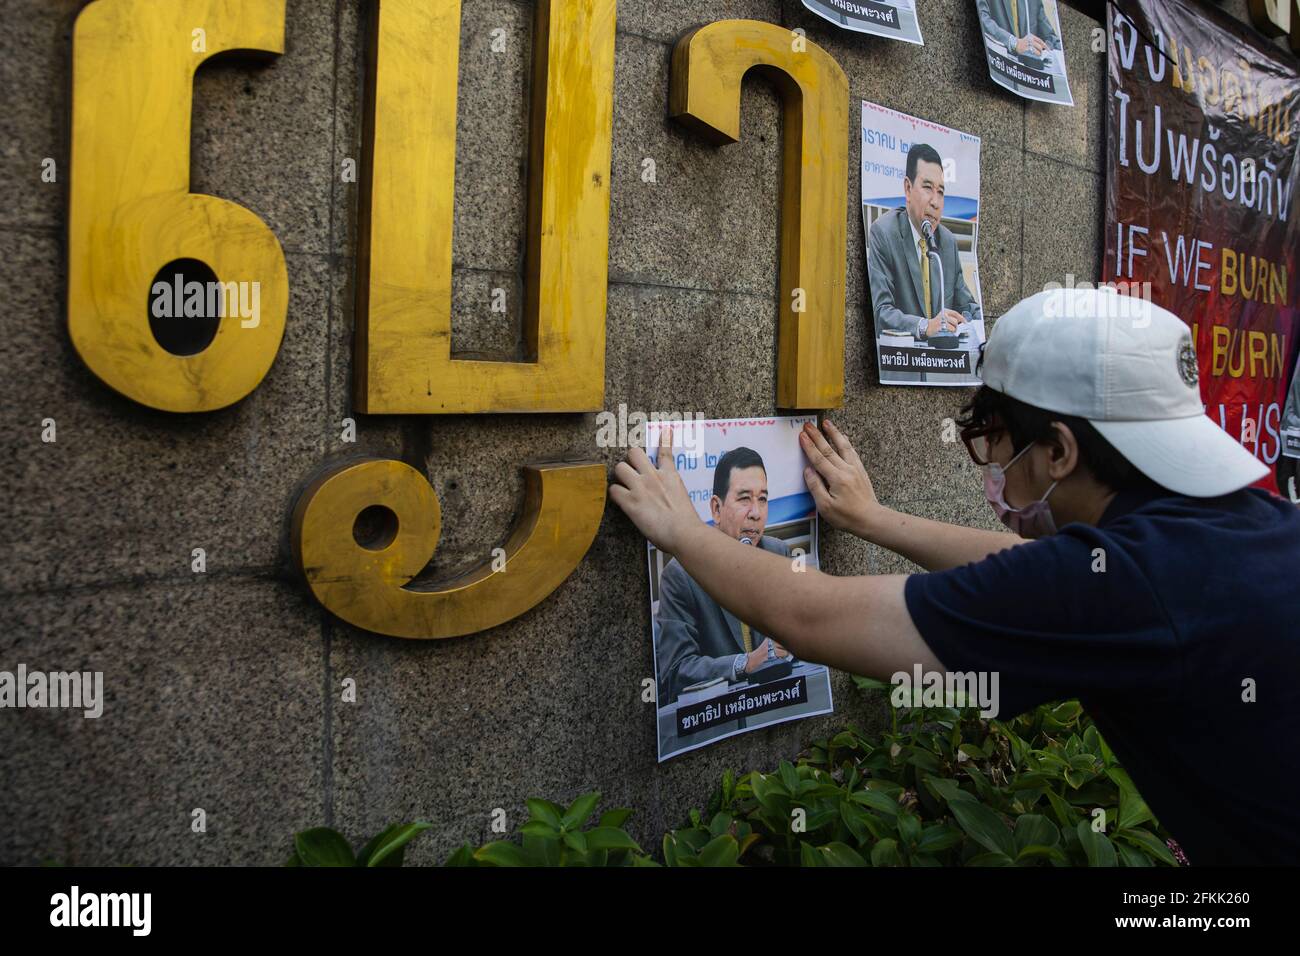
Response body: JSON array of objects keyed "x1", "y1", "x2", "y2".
[
  {"x1": 358, "y1": 822, "x2": 432, "y2": 867},
  {"x1": 293, "y1": 828, "x2": 356, "y2": 867},
  {"x1": 520, "y1": 820, "x2": 561, "y2": 840},
  {"x1": 1013, "y1": 814, "x2": 1059, "y2": 853},
  {"x1": 662, "y1": 834, "x2": 679, "y2": 867},
  {"x1": 598, "y1": 808, "x2": 634, "y2": 830},
  {"x1": 562, "y1": 829, "x2": 588, "y2": 853},
  {"x1": 474, "y1": 841, "x2": 533, "y2": 867},
  {"x1": 1015, "y1": 844, "x2": 1068, "y2": 865},
  {"x1": 922, "y1": 775, "x2": 969, "y2": 806},
  {"x1": 778, "y1": 761, "x2": 800, "y2": 792},
  {"x1": 850, "y1": 789, "x2": 900, "y2": 817},
  {"x1": 708, "y1": 812, "x2": 733, "y2": 838},
  {"x1": 585, "y1": 827, "x2": 642, "y2": 853},
  {"x1": 1076, "y1": 822, "x2": 1118, "y2": 867},
  {"x1": 562, "y1": 791, "x2": 601, "y2": 830},
  {"x1": 721, "y1": 768, "x2": 736, "y2": 804},
  {"x1": 958, "y1": 742, "x2": 986, "y2": 761},
  {"x1": 443, "y1": 845, "x2": 476, "y2": 867},
  {"x1": 1118, "y1": 789, "x2": 1153, "y2": 831},
  {"x1": 870, "y1": 838, "x2": 902, "y2": 867},
  {"x1": 523, "y1": 832, "x2": 561, "y2": 866},
  {"x1": 1051, "y1": 700, "x2": 1083, "y2": 724},
  {"x1": 1045, "y1": 790, "x2": 1076, "y2": 829},
  {"x1": 1096, "y1": 729, "x2": 1116, "y2": 765},
  {"x1": 1116, "y1": 842, "x2": 1153, "y2": 867},
  {"x1": 1106, "y1": 768, "x2": 1154, "y2": 830},
  {"x1": 964, "y1": 851, "x2": 1013, "y2": 866},
  {"x1": 917, "y1": 825, "x2": 964, "y2": 854},
  {"x1": 897, "y1": 811, "x2": 922, "y2": 847},
  {"x1": 818, "y1": 842, "x2": 868, "y2": 867},
  {"x1": 526, "y1": 798, "x2": 564, "y2": 829},
  {"x1": 697, "y1": 835, "x2": 740, "y2": 867},
  {"x1": 1114, "y1": 828, "x2": 1178, "y2": 866},
  {"x1": 949, "y1": 800, "x2": 1016, "y2": 859}
]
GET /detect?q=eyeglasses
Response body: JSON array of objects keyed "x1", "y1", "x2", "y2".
[{"x1": 960, "y1": 423, "x2": 1004, "y2": 466}]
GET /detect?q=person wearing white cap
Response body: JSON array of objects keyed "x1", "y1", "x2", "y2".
[{"x1": 609, "y1": 287, "x2": 1300, "y2": 865}]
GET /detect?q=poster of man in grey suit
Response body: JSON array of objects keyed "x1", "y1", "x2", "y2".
[
  {"x1": 1277, "y1": 357, "x2": 1300, "y2": 501},
  {"x1": 645, "y1": 418, "x2": 833, "y2": 761},
  {"x1": 863, "y1": 102, "x2": 987, "y2": 385},
  {"x1": 976, "y1": 0, "x2": 1073, "y2": 105}
]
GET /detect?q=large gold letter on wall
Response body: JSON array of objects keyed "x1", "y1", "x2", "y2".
[
  {"x1": 292, "y1": 460, "x2": 606, "y2": 639},
  {"x1": 68, "y1": 0, "x2": 289, "y2": 412},
  {"x1": 356, "y1": 0, "x2": 616, "y2": 414},
  {"x1": 670, "y1": 21, "x2": 847, "y2": 410}
]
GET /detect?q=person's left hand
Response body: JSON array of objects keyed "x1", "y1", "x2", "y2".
[
  {"x1": 610, "y1": 426, "x2": 702, "y2": 553},
  {"x1": 800, "y1": 420, "x2": 884, "y2": 539}
]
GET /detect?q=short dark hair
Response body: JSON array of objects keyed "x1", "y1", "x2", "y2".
[
  {"x1": 713, "y1": 447, "x2": 766, "y2": 500},
  {"x1": 906, "y1": 143, "x2": 943, "y2": 183},
  {"x1": 956, "y1": 386, "x2": 1166, "y2": 493}
]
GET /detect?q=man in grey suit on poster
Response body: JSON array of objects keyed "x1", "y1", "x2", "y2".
[
  {"x1": 977, "y1": 0, "x2": 1061, "y2": 57},
  {"x1": 867, "y1": 143, "x2": 982, "y2": 342},
  {"x1": 655, "y1": 447, "x2": 792, "y2": 704}
]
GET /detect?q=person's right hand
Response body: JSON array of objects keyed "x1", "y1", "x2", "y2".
[
  {"x1": 745, "y1": 639, "x2": 789, "y2": 673},
  {"x1": 1016, "y1": 34, "x2": 1048, "y2": 55},
  {"x1": 800, "y1": 420, "x2": 884, "y2": 541},
  {"x1": 926, "y1": 311, "x2": 960, "y2": 337}
]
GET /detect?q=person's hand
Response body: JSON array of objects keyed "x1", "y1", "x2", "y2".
[
  {"x1": 610, "y1": 426, "x2": 703, "y2": 554},
  {"x1": 799, "y1": 420, "x2": 884, "y2": 540},
  {"x1": 1016, "y1": 34, "x2": 1047, "y2": 55},
  {"x1": 926, "y1": 311, "x2": 961, "y2": 337},
  {"x1": 745, "y1": 638, "x2": 789, "y2": 673}
]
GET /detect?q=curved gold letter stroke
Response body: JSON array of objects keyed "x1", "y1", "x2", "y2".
[
  {"x1": 68, "y1": 0, "x2": 289, "y2": 412},
  {"x1": 291, "y1": 460, "x2": 606, "y2": 638},
  {"x1": 670, "y1": 20, "x2": 847, "y2": 410},
  {"x1": 357, "y1": 0, "x2": 616, "y2": 414}
]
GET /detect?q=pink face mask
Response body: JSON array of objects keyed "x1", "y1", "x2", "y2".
[{"x1": 983, "y1": 442, "x2": 1058, "y2": 538}]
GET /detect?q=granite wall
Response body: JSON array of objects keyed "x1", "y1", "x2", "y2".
[{"x1": 0, "y1": 0, "x2": 1285, "y2": 864}]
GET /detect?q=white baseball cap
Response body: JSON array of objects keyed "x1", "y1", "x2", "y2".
[{"x1": 979, "y1": 287, "x2": 1268, "y2": 497}]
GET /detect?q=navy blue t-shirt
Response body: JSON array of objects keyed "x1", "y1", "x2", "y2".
[{"x1": 904, "y1": 486, "x2": 1300, "y2": 865}]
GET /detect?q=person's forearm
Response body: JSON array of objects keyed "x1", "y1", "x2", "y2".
[
  {"x1": 864, "y1": 506, "x2": 1024, "y2": 572},
  {"x1": 668, "y1": 524, "x2": 833, "y2": 663},
  {"x1": 670, "y1": 652, "x2": 734, "y2": 692}
]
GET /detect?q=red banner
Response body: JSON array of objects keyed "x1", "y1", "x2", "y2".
[{"x1": 1105, "y1": 0, "x2": 1300, "y2": 492}]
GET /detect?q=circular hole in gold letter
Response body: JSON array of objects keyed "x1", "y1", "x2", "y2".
[
  {"x1": 352, "y1": 504, "x2": 399, "y2": 551},
  {"x1": 147, "y1": 258, "x2": 222, "y2": 356}
]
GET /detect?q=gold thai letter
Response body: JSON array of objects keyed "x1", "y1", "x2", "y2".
[
  {"x1": 670, "y1": 20, "x2": 848, "y2": 410},
  {"x1": 292, "y1": 459, "x2": 606, "y2": 639},
  {"x1": 356, "y1": 0, "x2": 616, "y2": 413},
  {"x1": 68, "y1": 0, "x2": 289, "y2": 412}
]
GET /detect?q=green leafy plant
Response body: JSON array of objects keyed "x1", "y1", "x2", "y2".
[
  {"x1": 286, "y1": 822, "x2": 433, "y2": 867},
  {"x1": 667, "y1": 679, "x2": 1180, "y2": 866},
  {"x1": 445, "y1": 792, "x2": 657, "y2": 866},
  {"x1": 384, "y1": 686, "x2": 1183, "y2": 867}
]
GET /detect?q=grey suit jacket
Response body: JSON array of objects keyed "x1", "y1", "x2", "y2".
[
  {"x1": 655, "y1": 534, "x2": 791, "y2": 704},
  {"x1": 977, "y1": 0, "x2": 1062, "y2": 51},
  {"x1": 1282, "y1": 355, "x2": 1300, "y2": 452},
  {"x1": 867, "y1": 207, "x2": 982, "y2": 335}
]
